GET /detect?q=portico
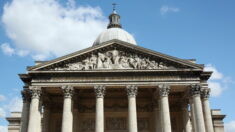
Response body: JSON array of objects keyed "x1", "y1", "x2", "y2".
[
  {"x1": 20, "y1": 80, "x2": 214, "y2": 132},
  {"x1": 16, "y1": 8, "x2": 219, "y2": 132}
]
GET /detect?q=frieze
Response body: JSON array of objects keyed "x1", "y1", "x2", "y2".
[{"x1": 52, "y1": 49, "x2": 170, "y2": 71}]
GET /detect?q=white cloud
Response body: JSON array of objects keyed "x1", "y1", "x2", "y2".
[
  {"x1": 0, "y1": 108, "x2": 6, "y2": 117},
  {"x1": 17, "y1": 50, "x2": 29, "y2": 57},
  {"x1": 0, "y1": 95, "x2": 6, "y2": 101},
  {"x1": 0, "y1": 96, "x2": 22, "y2": 119},
  {"x1": 2, "y1": 0, "x2": 108, "y2": 60},
  {"x1": 0, "y1": 126, "x2": 7, "y2": 132},
  {"x1": 4, "y1": 97, "x2": 22, "y2": 112},
  {"x1": 160, "y1": 5, "x2": 180, "y2": 15},
  {"x1": 207, "y1": 82, "x2": 223, "y2": 97},
  {"x1": 204, "y1": 64, "x2": 229, "y2": 97},
  {"x1": 204, "y1": 64, "x2": 223, "y2": 80},
  {"x1": 225, "y1": 120, "x2": 235, "y2": 132},
  {"x1": 0, "y1": 43, "x2": 15, "y2": 56}
]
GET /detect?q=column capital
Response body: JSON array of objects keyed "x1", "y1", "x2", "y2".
[
  {"x1": 201, "y1": 88, "x2": 210, "y2": 99},
  {"x1": 158, "y1": 84, "x2": 170, "y2": 97},
  {"x1": 29, "y1": 86, "x2": 41, "y2": 99},
  {"x1": 126, "y1": 85, "x2": 138, "y2": 97},
  {"x1": 21, "y1": 89, "x2": 31, "y2": 102},
  {"x1": 62, "y1": 85, "x2": 74, "y2": 98},
  {"x1": 190, "y1": 84, "x2": 201, "y2": 97},
  {"x1": 94, "y1": 85, "x2": 106, "y2": 98}
]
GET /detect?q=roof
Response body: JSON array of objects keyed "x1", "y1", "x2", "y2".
[
  {"x1": 28, "y1": 39, "x2": 204, "y2": 71},
  {"x1": 93, "y1": 28, "x2": 137, "y2": 46}
]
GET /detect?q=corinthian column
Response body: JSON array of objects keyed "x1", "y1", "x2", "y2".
[
  {"x1": 61, "y1": 85, "x2": 74, "y2": 132},
  {"x1": 153, "y1": 91, "x2": 161, "y2": 132},
  {"x1": 94, "y1": 85, "x2": 106, "y2": 132},
  {"x1": 27, "y1": 87, "x2": 42, "y2": 132},
  {"x1": 20, "y1": 89, "x2": 30, "y2": 132},
  {"x1": 159, "y1": 84, "x2": 171, "y2": 132},
  {"x1": 190, "y1": 85, "x2": 206, "y2": 132},
  {"x1": 201, "y1": 89, "x2": 214, "y2": 132},
  {"x1": 126, "y1": 85, "x2": 138, "y2": 132},
  {"x1": 182, "y1": 101, "x2": 191, "y2": 132}
]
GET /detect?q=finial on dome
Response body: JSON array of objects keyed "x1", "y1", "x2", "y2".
[
  {"x1": 112, "y1": 3, "x2": 117, "y2": 13},
  {"x1": 107, "y1": 3, "x2": 122, "y2": 29}
]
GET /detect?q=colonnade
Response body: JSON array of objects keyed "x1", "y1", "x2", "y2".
[{"x1": 20, "y1": 84, "x2": 215, "y2": 132}]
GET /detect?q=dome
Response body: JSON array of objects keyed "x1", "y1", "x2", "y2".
[{"x1": 93, "y1": 28, "x2": 137, "y2": 46}]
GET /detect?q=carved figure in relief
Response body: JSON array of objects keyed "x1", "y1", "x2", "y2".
[
  {"x1": 90, "y1": 54, "x2": 97, "y2": 69},
  {"x1": 54, "y1": 49, "x2": 170, "y2": 70},
  {"x1": 103, "y1": 57, "x2": 112, "y2": 69},
  {"x1": 120, "y1": 56, "x2": 130, "y2": 69},
  {"x1": 140, "y1": 58, "x2": 148, "y2": 69},
  {"x1": 134, "y1": 55, "x2": 141, "y2": 69},
  {"x1": 111, "y1": 50, "x2": 120, "y2": 65},
  {"x1": 97, "y1": 53, "x2": 106, "y2": 68},
  {"x1": 128, "y1": 57, "x2": 137, "y2": 69},
  {"x1": 83, "y1": 58, "x2": 92, "y2": 70}
]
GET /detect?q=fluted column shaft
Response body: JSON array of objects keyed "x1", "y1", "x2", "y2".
[
  {"x1": 201, "y1": 89, "x2": 214, "y2": 132},
  {"x1": 159, "y1": 84, "x2": 172, "y2": 132},
  {"x1": 94, "y1": 85, "x2": 106, "y2": 132},
  {"x1": 153, "y1": 94, "x2": 161, "y2": 132},
  {"x1": 190, "y1": 98, "x2": 197, "y2": 132},
  {"x1": 61, "y1": 86, "x2": 74, "y2": 132},
  {"x1": 190, "y1": 85, "x2": 206, "y2": 132},
  {"x1": 182, "y1": 103, "x2": 191, "y2": 132},
  {"x1": 27, "y1": 87, "x2": 41, "y2": 132},
  {"x1": 20, "y1": 89, "x2": 30, "y2": 132},
  {"x1": 126, "y1": 85, "x2": 138, "y2": 132}
]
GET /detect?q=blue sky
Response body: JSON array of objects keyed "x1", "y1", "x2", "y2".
[{"x1": 0, "y1": 0, "x2": 235, "y2": 131}]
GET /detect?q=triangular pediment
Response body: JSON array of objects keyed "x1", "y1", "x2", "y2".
[{"x1": 28, "y1": 40, "x2": 203, "y2": 71}]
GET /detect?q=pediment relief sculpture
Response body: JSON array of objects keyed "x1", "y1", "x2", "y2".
[{"x1": 53, "y1": 49, "x2": 174, "y2": 71}]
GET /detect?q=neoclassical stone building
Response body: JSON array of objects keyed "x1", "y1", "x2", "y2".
[{"x1": 7, "y1": 9, "x2": 225, "y2": 132}]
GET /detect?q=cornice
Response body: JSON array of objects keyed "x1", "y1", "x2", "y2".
[{"x1": 27, "y1": 39, "x2": 204, "y2": 71}]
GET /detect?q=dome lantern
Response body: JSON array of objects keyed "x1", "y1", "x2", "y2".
[
  {"x1": 107, "y1": 3, "x2": 122, "y2": 29},
  {"x1": 93, "y1": 4, "x2": 137, "y2": 46}
]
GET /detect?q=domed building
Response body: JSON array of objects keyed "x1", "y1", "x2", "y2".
[{"x1": 7, "y1": 8, "x2": 225, "y2": 132}]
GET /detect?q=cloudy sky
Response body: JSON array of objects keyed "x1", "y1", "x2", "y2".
[{"x1": 0, "y1": 0, "x2": 235, "y2": 131}]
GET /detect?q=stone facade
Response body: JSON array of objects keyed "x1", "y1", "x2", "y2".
[
  {"x1": 6, "y1": 40, "x2": 226, "y2": 132},
  {"x1": 5, "y1": 9, "x2": 226, "y2": 131}
]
